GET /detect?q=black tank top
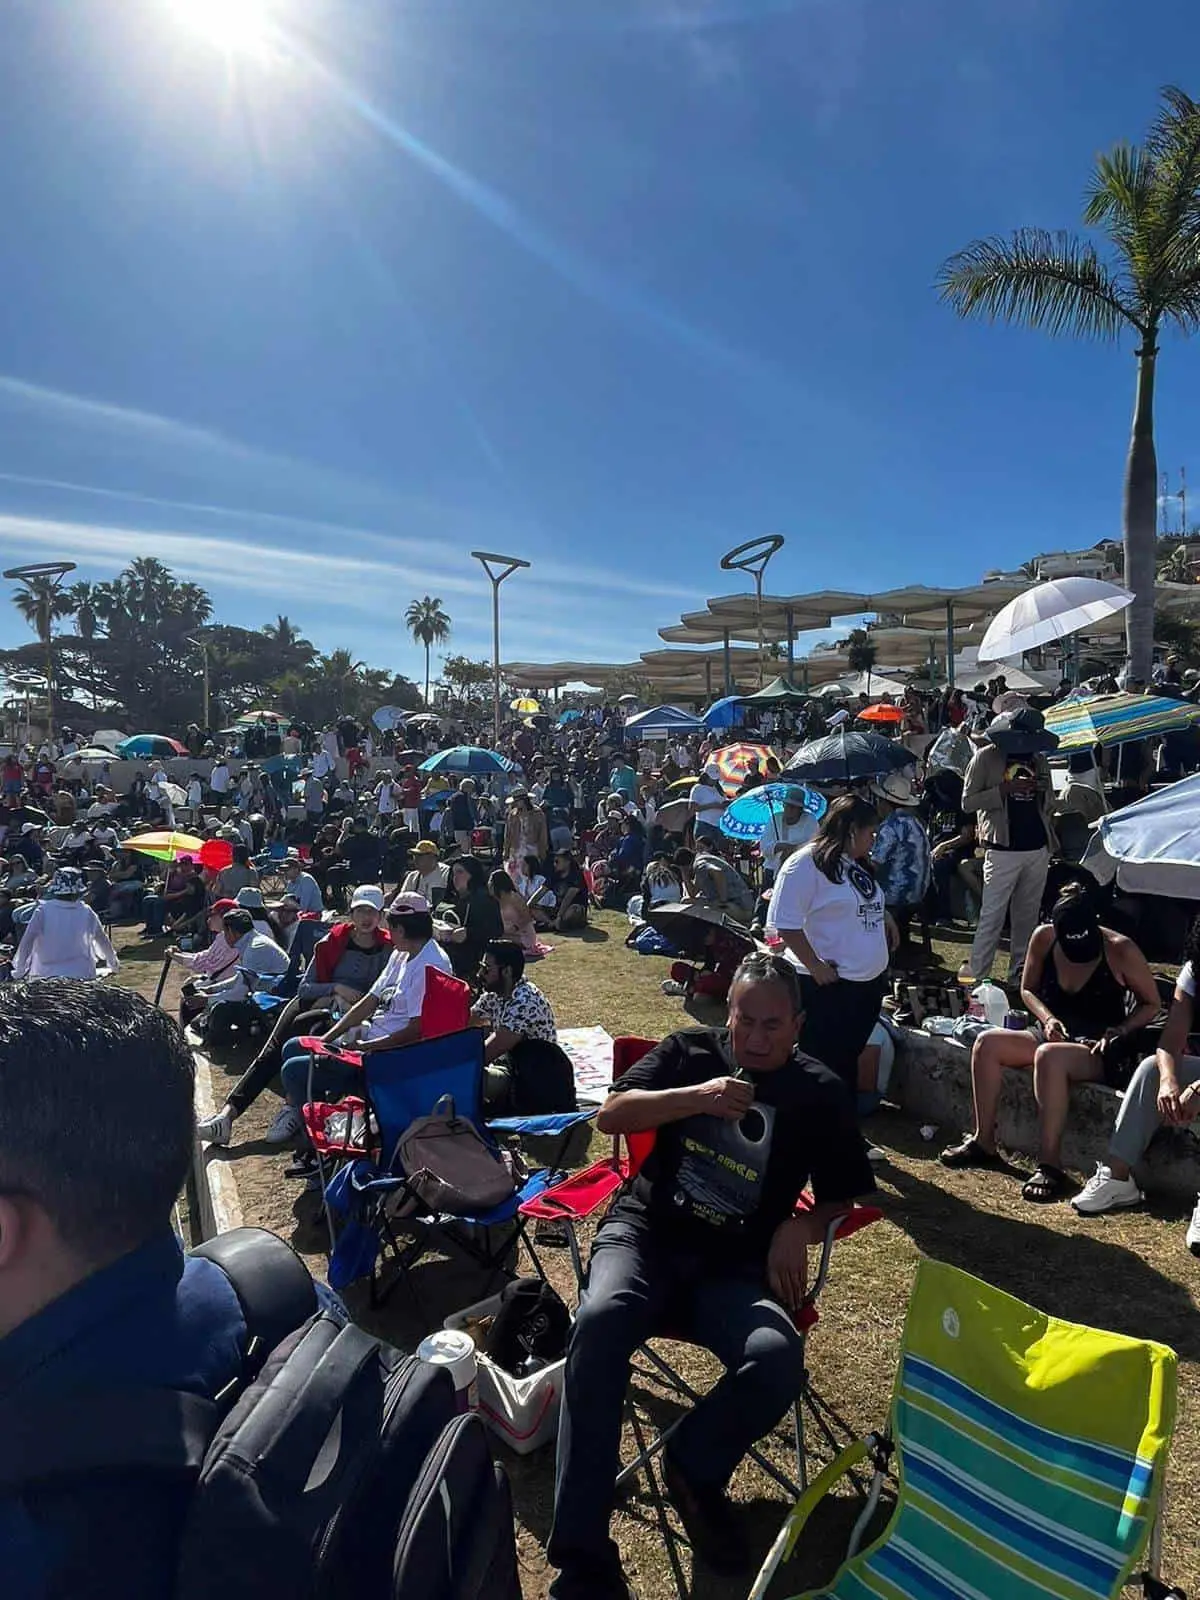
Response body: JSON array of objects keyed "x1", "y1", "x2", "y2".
[{"x1": 1035, "y1": 938, "x2": 1127, "y2": 1040}]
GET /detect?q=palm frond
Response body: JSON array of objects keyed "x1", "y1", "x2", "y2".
[
  {"x1": 1141, "y1": 87, "x2": 1200, "y2": 308},
  {"x1": 936, "y1": 229, "x2": 1137, "y2": 338},
  {"x1": 1158, "y1": 265, "x2": 1200, "y2": 334},
  {"x1": 1083, "y1": 144, "x2": 1155, "y2": 275}
]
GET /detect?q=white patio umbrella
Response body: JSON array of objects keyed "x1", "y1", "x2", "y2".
[{"x1": 978, "y1": 577, "x2": 1134, "y2": 664}]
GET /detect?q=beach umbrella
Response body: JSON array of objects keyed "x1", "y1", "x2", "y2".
[
  {"x1": 125, "y1": 831, "x2": 206, "y2": 862},
  {"x1": 557, "y1": 709, "x2": 582, "y2": 725},
  {"x1": 116, "y1": 734, "x2": 188, "y2": 760},
  {"x1": 784, "y1": 730, "x2": 915, "y2": 784},
  {"x1": 74, "y1": 746, "x2": 121, "y2": 762},
  {"x1": 1083, "y1": 773, "x2": 1200, "y2": 897},
  {"x1": 199, "y1": 838, "x2": 234, "y2": 871},
  {"x1": 857, "y1": 703, "x2": 904, "y2": 724},
  {"x1": 418, "y1": 746, "x2": 515, "y2": 777},
  {"x1": 654, "y1": 798, "x2": 693, "y2": 834},
  {"x1": 372, "y1": 705, "x2": 408, "y2": 731},
  {"x1": 718, "y1": 782, "x2": 827, "y2": 843},
  {"x1": 407, "y1": 712, "x2": 443, "y2": 727},
  {"x1": 644, "y1": 902, "x2": 757, "y2": 961},
  {"x1": 510, "y1": 697, "x2": 541, "y2": 715},
  {"x1": 1043, "y1": 692, "x2": 1200, "y2": 750},
  {"x1": 713, "y1": 742, "x2": 778, "y2": 795},
  {"x1": 236, "y1": 709, "x2": 289, "y2": 726},
  {"x1": 702, "y1": 696, "x2": 747, "y2": 730},
  {"x1": 978, "y1": 577, "x2": 1134, "y2": 663}
]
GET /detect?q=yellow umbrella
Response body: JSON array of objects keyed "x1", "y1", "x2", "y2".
[
  {"x1": 125, "y1": 831, "x2": 206, "y2": 862},
  {"x1": 510, "y1": 697, "x2": 541, "y2": 714}
]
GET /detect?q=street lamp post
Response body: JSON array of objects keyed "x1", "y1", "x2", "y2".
[
  {"x1": 4, "y1": 561, "x2": 77, "y2": 745},
  {"x1": 471, "y1": 551, "x2": 530, "y2": 748},
  {"x1": 719, "y1": 535, "x2": 784, "y2": 687},
  {"x1": 188, "y1": 634, "x2": 211, "y2": 729}
]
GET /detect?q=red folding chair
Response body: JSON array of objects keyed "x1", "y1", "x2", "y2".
[{"x1": 519, "y1": 1035, "x2": 884, "y2": 1495}]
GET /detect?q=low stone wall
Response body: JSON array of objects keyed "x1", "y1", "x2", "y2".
[
  {"x1": 185, "y1": 1051, "x2": 244, "y2": 1244},
  {"x1": 892, "y1": 1027, "x2": 1200, "y2": 1200}
]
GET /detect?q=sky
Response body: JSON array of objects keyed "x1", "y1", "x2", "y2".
[{"x1": 0, "y1": 0, "x2": 1197, "y2": 687}]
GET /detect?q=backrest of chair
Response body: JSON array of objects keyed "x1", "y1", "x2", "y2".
[
  {"x1": 612, "y1": 1036, "x2": 657, "y2": 1176},
  {"x1": 421, "y1": 967, "x2": 471, "y2": 1040},
  {"x1": 366, "y1": 1028, "x2": 485, "y2": 1166},
  {"x1": 877, "y1": 1258, "x2": 1177, "y2": 1600}
]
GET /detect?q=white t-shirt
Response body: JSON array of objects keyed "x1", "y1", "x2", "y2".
[
  {"x1": 210, "y1": 763, "x2": 230, "y2": 794},
  {"x1": 1178, "y1": 961, "x2": 1195, "y2": 997},
  {"x1": 689, "y1": 781, "x2": 726, "y2": 826},
  {"x1": 767, "y1": 844, "x2": 888, "y2": 982},
  {"x1": 764, "y1": 814, "x2": 819, "y2": 871},
  {"x1": 376, "y1": 780, "x2": 398, "y2": 815},
  {"x1": 365, "y1": 939, "x2": 453, "y2": 1040}
]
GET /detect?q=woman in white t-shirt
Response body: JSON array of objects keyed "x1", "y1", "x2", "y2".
[
  {"x1": 766, "y1": 794, "x2": 895, "y2": 1098},
  {"x1": 688, "y1": 762, "x2": 727, "y2": 844}
]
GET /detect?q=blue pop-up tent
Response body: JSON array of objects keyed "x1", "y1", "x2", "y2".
[
  {"x1": 702, "y1": 696, "x2": 747, "y2": 730},
  {"x1": 623, "y1": 705, "x2": 705, "y2": 739}
]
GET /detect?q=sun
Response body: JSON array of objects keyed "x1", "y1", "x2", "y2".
[{"x1": 168, "y1": 0, "x2": 277, "y2": 56}]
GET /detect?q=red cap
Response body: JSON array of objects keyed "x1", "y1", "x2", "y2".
[{"x1": 210, "y1": 898, "x2": 237, "y2": 915}]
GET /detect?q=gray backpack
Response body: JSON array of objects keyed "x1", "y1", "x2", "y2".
[{"x1": 398, "y1": 1094, "x2": 520, "y2": 1215}]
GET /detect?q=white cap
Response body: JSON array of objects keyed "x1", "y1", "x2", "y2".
[{"x1": 349, "y1": 884, "x2": 385, "y2": 911}]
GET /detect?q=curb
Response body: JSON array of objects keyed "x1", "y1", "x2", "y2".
[{"x1": 186, "y1": 1049, "x2": 244, "y2": 1244}]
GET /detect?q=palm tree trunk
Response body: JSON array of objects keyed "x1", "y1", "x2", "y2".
[
  {"x1": 1123, "y1": 339, "x2": 1159, "y2": 681},
  {"x1": 424, "y1": 643, "x2": 431, "y2": 705}
]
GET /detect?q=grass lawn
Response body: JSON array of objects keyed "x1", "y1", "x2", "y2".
[{"x1": 114, "y1": 916, "x2": 1200, "y2": 1600}]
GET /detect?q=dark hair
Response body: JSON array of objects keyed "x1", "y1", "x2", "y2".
[
  {"x1": 522, "y1": 854, "x2": 541, "y2": 873},
  {"x1": 729, "y1": 953, "x2": 803, "y2": 1015},
  {"x1": 232, "y1": 844, "x2": 250, "y2": 865},
  {"x1": 811, "y1": 794, "x2": 880, "y2": 884},
  {"x1": 223, "y1": 908, "x2": 253, "y2": 936},
  {"x1": 486, "y1": 939, "x2": 526, "y2": 987},
  {"x1": 453, "y1": 855, "x2": 488, "y2": 895},
  {"x1": 488, "y1": 870, "x2": 517, "y2": 898},
  {"x1": 0, "y1": 982, "x2": 194, "y2": 1260},
  {"x1": 673, "y1": 847, "x2": 695, "y2": 869},
  {"x1": 389, "y1": 909, "x2": 434, "y2": 941}
]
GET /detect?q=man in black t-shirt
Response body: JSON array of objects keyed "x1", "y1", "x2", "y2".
[{"x1": 548, "y1": 955, "x2": 873, "y2": 1600}]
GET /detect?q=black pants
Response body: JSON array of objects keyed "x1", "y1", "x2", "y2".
[
  {"x1": 548, "y1": 1222, "x2": 802, "y2": 1578},
  {"x1": 226, "y1": 1003, "x2": 333, "y2": 1115},
  {"x1": 797, "y1": 972, "x2": 886, "y2": 1098},
  {"x1": 205, "y1": 1000, "x2": 262, "y2": 1046}
]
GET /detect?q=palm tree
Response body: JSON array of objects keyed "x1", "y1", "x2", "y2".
[
  {"x1": 405, "y1": 596, "x2": 451, "y2": 704},
  {"x1": 846, "y1": 628, "x2": 877, "y2": 696},
  {"x1": 937, "y1": 86, "x2": 1200, "y2": 681},
  {"x1": 68, "y1": 580, "x2": 101, "y2": 710},
  {"x1": 12, "y1": 577, "x2": 74, "y2": 718}
]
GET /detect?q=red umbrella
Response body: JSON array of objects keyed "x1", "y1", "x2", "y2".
[
  {"x1": 857, "y1": 703, "x2": 904, "y2": 724},
  {"x1": 198, "y1": 838, "x2": 234, "y2": 871}
]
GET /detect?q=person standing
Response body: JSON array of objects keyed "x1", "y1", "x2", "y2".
[
  {"x1": 958, "y1": 707, "x2": 1059, "y2": 985},
  {"x1": 12, "y1": 868, "x2": 120, "y2": 980},
  {"x1": 688, "y1": 761, "x2": 727, "y2": 845},
  {"x1": 209, "y1": 756, "x2": 231, "y2": 804},
  {"x1": 399, "y1": 765, "x2": 423, "y2": 834},
  {"x1": 767, "y1": 795, "x2": 894, "y2": 1100}
]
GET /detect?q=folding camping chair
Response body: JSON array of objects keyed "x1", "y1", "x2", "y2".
[
  {"x1": 750, "y1": 1257, "x2": 1182, "y2": 1600},
  {"x1": 518, "y1": 1036, "x2": 884, "y2": 1497},
  {"x1": 317, "y1": 1027, "x2": 593, "y2": 1311}
]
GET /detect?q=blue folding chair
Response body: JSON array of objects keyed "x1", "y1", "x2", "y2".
[{"x1": 320, "y1": 1028, "x2": 592, "y2": 1310}]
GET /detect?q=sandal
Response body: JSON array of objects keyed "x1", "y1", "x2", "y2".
[
  {"x1": 938, "y1": 1135, "x2": 1004, "y2": 1170},
  {"x1": 1022, "y1": 1165, "x2": 1070, "y2": 1203}
]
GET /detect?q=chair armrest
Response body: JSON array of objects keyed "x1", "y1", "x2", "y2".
[
  {"x1": 518, "y1": 1159, "x2": 624, "y2": 1221},
  {"x1": 295, "y1": 1034, "x2": 363, "y2": 1068},
  {"x1": 486, "y1": 1110, "x2": 595, "y2": 1137},
  {"x1": 748, "y1": 1438, "x2": 872, "y2": 1600},
  {"x1": 800, "y1": 1201, "x2": 885, "y2": 1314}
]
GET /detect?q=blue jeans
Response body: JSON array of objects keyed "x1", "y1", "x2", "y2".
[
  {"x1": 279, "y1": 1036, "x2": 364, "y2": 1109},
  {"x1": 548, "y1": 1221, "x2": 803, "y2": 1576}
]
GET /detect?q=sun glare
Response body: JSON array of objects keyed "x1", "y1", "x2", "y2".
[{"x1": 169, "y1": 0, "x2": 277, "y2": 56}]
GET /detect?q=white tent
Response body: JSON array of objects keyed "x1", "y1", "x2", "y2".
[{"x1": 950, "y1": 648, "x2": 1054, "y2": 694}]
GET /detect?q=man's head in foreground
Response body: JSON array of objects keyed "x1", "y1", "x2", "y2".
[
  {"x1": 726, "y1": 954, "x2": 804, "y2": 1074},
  {"x1": 0, "y1": 980, "x2": 194, "y2": 1338}
]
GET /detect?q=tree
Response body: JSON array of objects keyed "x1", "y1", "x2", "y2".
[
  {"x1": 938, "y1": 86, "x2": 1200, "y2": 681},
  {"x1": 66, "y1": 580, "x2": 101, "y2": 710},
  {"x1": 845, "y1": 628, "x2": 877, "y2": 695},
  {"x1": 11, "y1": 576, "x2": 75, "y2": 721},
  {"x1": 405, "y1": 596, "x2": 451, "y2": 704},
  {"x1": 441, "y1": 653, "x2": 494, "y2": 703}
]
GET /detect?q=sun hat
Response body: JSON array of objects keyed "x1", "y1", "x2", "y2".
[
  {"x1": 350, "y1": 884, "x2": 385, "y2": 911},
  {"x1": 826, "y1": 709, "x2": 850, "y2": 727},
  {"x1": 412, "y1": 839, "x2": 439, "y2": 857},
  {"x1": 389, "y1": 891, "x2": 430, "y2": 915},
  {"x1": 47, "y1": 867, "x2": 87, "y2": 899},
  {"x1": 986, "y1": 706, "x2": 1059, "y2": 756},
  {"x1": 703, "y1": 762, "x2": 722, "y2": 782},
  {"x1": 781, "y1": 785, "x2": 810, "y2": 809},
  {"x1": 871, "y1": 771, "x2": 921, "y2": 807},
  {"x1": 234, "y1": 887, "x2": 266, "y2": 910},
  {"x1": 20, "y1": 821, "x2": 41, "y2": 834},
  {"x1": 284, "y1": 848, "x2": 303, "y2": 863}
]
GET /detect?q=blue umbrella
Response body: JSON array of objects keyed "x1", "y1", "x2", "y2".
[
  {"x1": 418, "y1": 745, "x2": 515, "y2": 777},
  {"x1": 719, "y1": 783, "x2": 827, "y2": 842},
  {"x1": 703, "y1": 696, "x2": 747, "y2": 730},
  {"x1": 557, "y1": 709, "x2": 583, "y2": 725}
]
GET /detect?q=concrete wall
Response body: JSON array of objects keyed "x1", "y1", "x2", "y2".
[
  {"x1": 186, "y1": 1052, "x2": 244, "y2": 1244},
  {"x1": 893, "y1": 1027, "x2": 1200, "y2": 1200}
]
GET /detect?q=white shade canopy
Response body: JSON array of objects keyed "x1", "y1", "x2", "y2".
[{"x1": 978, "y1": 578, "x2": 1135, "y2": 664}]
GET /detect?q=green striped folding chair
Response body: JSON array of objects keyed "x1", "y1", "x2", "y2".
[{"x1": 751, "y1": 1257, "x2": 1182, "y2": 1600}]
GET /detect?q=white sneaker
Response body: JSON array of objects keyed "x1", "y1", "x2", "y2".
[
  {"x1": 1186, "y1": 1196, "x2": 1200, "y2": 1257},
  {"x1": 1071, "y1": 1163, "x2": 1143, "y2": 1215},
  {"x1": 264, "y1": 1105, "x2": 304, "y2": 1144},
  {"x1": 196, "y1": 1107, "x2": 234, "y2": 1146}
]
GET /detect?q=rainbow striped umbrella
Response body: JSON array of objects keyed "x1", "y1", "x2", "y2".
[
  {"x1": 1044, "y1": 692, "x2": 1200, "y2": 750},
  {"x1": 125, "y1": 830, "x2": 206, "y2": 862},
  {"x1": 712, "y1": 742, "x2": 778, "y2": 795}
]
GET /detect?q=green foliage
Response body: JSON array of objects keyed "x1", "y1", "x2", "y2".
[
  {"x1": 405, "y1": 595, "x2": 452, "y2": 704},
  {"x1": 845, "y1": 628, "x2": 877, "y2": 676},
  {"x1": 441, "y1": 653, "x2": 493, "y2": 701}
]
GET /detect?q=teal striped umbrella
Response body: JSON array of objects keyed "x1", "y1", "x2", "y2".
[{"x1": 1044, "y1": 692, "x2": 1200, "y2": 750}]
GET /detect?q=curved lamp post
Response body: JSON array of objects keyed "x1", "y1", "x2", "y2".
[
  {"x1": 4, "y1": 560, "x2": 77, "y2": 744},
  {"x1": 471, "y1": 551, "x2": 530, "y2": 748},
  {"x1": 719, "y1": 535, "x2": 784, "y2": 687}
]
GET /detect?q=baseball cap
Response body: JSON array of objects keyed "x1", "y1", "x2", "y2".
[
  {"x1": 389, "y1": 891, "x2": 430, "y2": 915},
  {"x1": 210, "y1": 897, "x2": 237, "y2": 915},
  {"x1": 350, "y1": 884, "x2": 385, "y2": 911},
  {"x1": 413, "y1": 839, "x2": 439, "y2": 856}
]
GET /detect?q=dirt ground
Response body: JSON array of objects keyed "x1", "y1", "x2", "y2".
[{"x1": 115, "y1": 918, "x2": 1200, "y2": 1600}]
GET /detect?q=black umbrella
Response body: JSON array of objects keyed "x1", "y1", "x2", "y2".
[
  {"x1": 644, "y1": 902, "x2": 757, "y2": 962},
  {"x1": 783, "y1": 729, "x2": 916, "y2": 784}
]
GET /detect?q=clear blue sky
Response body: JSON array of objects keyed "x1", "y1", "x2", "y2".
[{"x1": 0, "y1": 0, "x2": 1196, "y2": 683}]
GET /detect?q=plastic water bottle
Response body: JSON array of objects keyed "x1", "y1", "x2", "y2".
[{"x1": 970, "y1": 981, "x2": 1009, "y2": 1028}]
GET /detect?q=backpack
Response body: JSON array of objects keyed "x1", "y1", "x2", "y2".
[{"x1": 397, "y1": 1093, "x2": 521, "y2": 1215}]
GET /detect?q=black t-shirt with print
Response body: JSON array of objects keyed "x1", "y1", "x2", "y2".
[
  {"x1": 1003, "y1": 761, "x2": 1047, "y2": 852},
  {"x1": 606, "y1": 1028, "x2": 874, "y2": 1264}
]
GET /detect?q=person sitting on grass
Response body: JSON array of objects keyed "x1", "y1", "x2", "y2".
[
  {"x1": 547, "y1": 953, "x2": 874, "y2": 1600},
  {"x1": 676, "y1": 843, "x2": 757, "y2": 923},
  {"x1": 940, "y1": 885, "x2": 1160, "y2": 1201},
  {"x1": 1072, "y1": 914, "x2": 1200, "y2": 1253},
  {"x1": 470, "y1": 939, "x2": 573, "y2": 1114},
  {"x1": 542, "y1": 849, "x2": 588, "y2": 932},
  {"x1": 489, "y1": 869, "x2": 550, "y2": 959}
]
